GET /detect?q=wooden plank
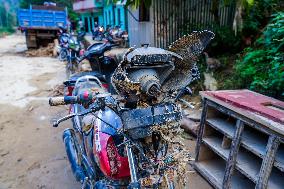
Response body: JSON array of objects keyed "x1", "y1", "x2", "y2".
[
  {"x1": 222, "y1": 120, "x2": 244, "y2": 189},
  {"x1": 256, "y1": 135, "x2": 280, "y2": 189},
  {"x1": 206, "y1": 118, "x2": 236, "y2": 138},
  {"x1": 195, "y1": 99, "x2": 208, "y2": 161}
]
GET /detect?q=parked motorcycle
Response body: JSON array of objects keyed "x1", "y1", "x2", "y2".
[
  {"x1": 77, "y1": 40, "x2": 119, "y2": 93},
  {"x1": 66, "y1": 31, "x2": 86, "y2": 78},
  {"x1": 49, "y1": 30, "x2": 215, "y2": 188},
  {"x1": 92, "y1": 25, "x2": 105, "y2": 41},
  {"x1": 57, "y1": 26, "x2": 69, "y2": 61},
  {"x1": 108, "y1": 25, "x2": 128, "y2": 48},
  {"x1": 92, "y1": 25, "x2": 128, "y2": 47}
]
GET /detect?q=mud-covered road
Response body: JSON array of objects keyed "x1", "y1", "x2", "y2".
[
  {"x1": 0, "y1": 34, "x2": 212, "y2": 189},
  {"x1": 0, "y1": 34, "x2": 80, "y2": 189}
]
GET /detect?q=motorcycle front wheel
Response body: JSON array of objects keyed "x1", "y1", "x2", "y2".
[{"x1": 63, "y1": 129, "x2": 94, "y2": 189}]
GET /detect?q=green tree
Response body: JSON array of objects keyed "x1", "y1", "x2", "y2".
[{"x1": 226, "y1": 12, "x2": 284, "y2": 99}]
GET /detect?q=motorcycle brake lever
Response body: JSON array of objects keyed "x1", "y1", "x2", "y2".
[{"x1": 53, "y1": 113, "x2": 76, "y2": 127}]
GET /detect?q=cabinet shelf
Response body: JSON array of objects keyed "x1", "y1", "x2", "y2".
[
  {"x1": 195, "y1": 158, "x2": 255, "y2": 189},
  {"x1": 206, "y1": 118, "x2": 235, "y2": 138},
  {"x1": 268, "y1": 167, "x2": 284, "y2": 189},
  {"x1": 203, "y1": 136, "x2": 230, "y2": 161},
  {"x1": 196, "y1": 93, "x2": 284, "y2": 189},
  {"x1": 274, "y1": 144, "x2": 284, "y2": 172},
  {"x1": 241, "y1": 127, "x2": 268, "y2": 158},
  {"x1": 203, "y1": 135, "x2": 261, "y2": 183},
  {"x1": 235, "y1": 148, "x2": 262, "y2": 183}
]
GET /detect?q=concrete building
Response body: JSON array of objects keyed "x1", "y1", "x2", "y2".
[{"x1": 72, "y1": 0, "x2": 127, "y2": 33}]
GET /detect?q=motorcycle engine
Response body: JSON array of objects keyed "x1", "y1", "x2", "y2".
[
  {"x1": 111, "y1": 46, "x2": 181, "y2": 106},
  {"x1": 112, "y1": 30, "x2": 214, "y2": 107}
]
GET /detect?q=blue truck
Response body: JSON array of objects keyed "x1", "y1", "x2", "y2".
[{"x1": 18, "y1": 4, "x2": 67, "y2": 48}]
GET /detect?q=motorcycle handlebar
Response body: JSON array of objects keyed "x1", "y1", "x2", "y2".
[{"x1": 49, "y1": 96, "x2": 78, "y2": 106}]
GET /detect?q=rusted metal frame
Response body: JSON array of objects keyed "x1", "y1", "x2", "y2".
[
  {"x1": 195, "y1": 98, "x2": 208, "y2": 161},
  {"x1": 256, "y1": 135, "x2": 281, "y2": 189},
  {"x1": 222, "y1": 119, "x2": 244, "y2": 189}
]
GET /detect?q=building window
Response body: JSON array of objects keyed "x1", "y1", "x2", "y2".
[{"x1": 139, "y1": 1, "x2": 150, "y2": 22}]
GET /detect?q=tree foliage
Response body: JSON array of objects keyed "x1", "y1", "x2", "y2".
[{"x1": 229, "y1": 12, "x2": 284, "y2": 99}]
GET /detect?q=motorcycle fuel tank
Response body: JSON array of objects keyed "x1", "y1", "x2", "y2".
[{"x1": 93, "y1": 107, "x2": 130, "y2": 180}]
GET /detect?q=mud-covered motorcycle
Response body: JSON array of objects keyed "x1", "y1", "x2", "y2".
[
  {"x1": 65, "y1": 31, "x2": 86, "y2": 78},
  {"x1": 49, "y1": 30, "x2": 214, "y2": 188}
]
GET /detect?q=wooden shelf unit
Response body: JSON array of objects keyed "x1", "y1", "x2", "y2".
[{"x1": 195, "y1": 92, "x2": 284, "y2": 189}]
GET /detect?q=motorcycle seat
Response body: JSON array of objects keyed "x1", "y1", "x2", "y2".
[
  {"x1": 63, "y1": 71, "x2": 107, "y2": 87},
  {"x1": 87, "y1": 43, "x2": 113, "y2": 56}
]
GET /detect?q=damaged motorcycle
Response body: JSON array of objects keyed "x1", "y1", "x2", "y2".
[{"x1": 49, "y1": 30, "x2": 215, "y2": 188}]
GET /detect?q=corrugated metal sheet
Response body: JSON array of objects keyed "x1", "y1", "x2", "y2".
[{"x1": 153, "y1": 0, "x2": 236, "y2": 48}]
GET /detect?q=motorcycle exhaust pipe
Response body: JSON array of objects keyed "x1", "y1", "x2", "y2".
[{"x1": 63, "y1": 129, "x2": 87, "y2": 183}]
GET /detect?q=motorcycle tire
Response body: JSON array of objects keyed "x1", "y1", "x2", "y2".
[{"x1": 63, "y1": 129, "x2": 86, "y2": 182}]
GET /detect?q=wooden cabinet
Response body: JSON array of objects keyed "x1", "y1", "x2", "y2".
[{"x1": 195, "y1": 90, "x2": 284, "y2": 189}]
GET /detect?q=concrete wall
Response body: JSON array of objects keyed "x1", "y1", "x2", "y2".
[{"x1": 127, "y1": 6, "x2": 154, "y2": 47}]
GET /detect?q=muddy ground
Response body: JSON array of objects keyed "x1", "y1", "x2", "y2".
[{"x1": 0, "y1": 34, "x2": 212, "y2": 189}]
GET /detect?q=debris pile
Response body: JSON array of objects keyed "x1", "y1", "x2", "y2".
[
  {"x1": 49, "y1": 84, "x2": 64, "y2": 97},
  {"x1": 25, "y1": 43, "x2": 55, "y2": 57}
]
